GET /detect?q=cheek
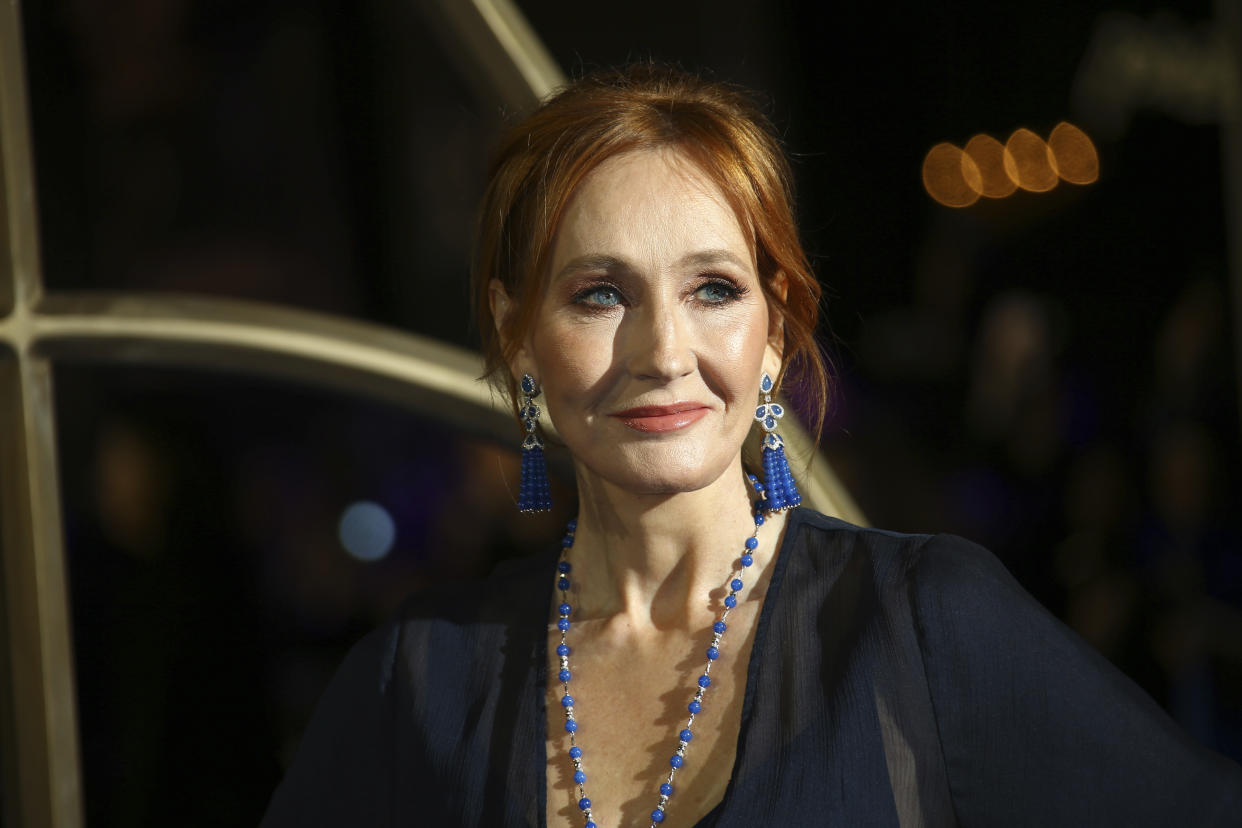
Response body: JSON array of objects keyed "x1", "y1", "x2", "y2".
[
  {"x1": 701, "y1": 306, "x2": 770, "y2": 399},
  {"x1": 531, "y1": 318, "x2": 617, "y2": 403}
]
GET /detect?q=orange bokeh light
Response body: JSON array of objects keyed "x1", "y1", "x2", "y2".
[
  {"x1": 964, "y1": 134, "x2": 1017, "y2": 198},
  {"x1": 922, "y1": 143, "x2": 981, "y2": 208},
  {"x1": 1004, "y1": 128, "x2": 1059, "y2": 192},
  {"x1": 922, "y1": 122, "x2": 1098, "y2": 206},
  {"x1": 1048, "y1": 122, "x2": 1099, "y2": 185}
]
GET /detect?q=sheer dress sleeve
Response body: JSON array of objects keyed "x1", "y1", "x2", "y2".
[
  {"x1": 909, "y1": 533, "x2": 1242, "y2": 826},
  {"x1": 260, "y1": 621, "x2": 402, "y2": 827},
  {"x1": 260, "y1": 555, "x2": 550, "y2": 828}
]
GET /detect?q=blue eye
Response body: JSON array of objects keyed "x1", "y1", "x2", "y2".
[
  {"x1": 579, "y1": 286, "x2": 621, "y2": 307},
  {"x1": 696, "y1": 281, "x2": 738, "y2": 303}
]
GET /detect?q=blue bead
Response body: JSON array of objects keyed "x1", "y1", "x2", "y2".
[
  {"x1": 561, "y1": 536, "x2": 574, "y2": 548},
  {"x1": 680, "y1": 729, "x2": 693, "y2": 742},
  {"x1": 745, "y1": 536, "x2": 758, "y2": 550},
  {"x1": 754, "y1": 513, "x2": 765, "y2": 525},
  {"x1": 561, "y1": 695, "x2": 574, "y2": 707},
  {"x1": 652, "y1": 809, "x2": 666, "y2": 823},
  {"x1": 586, "y1": 823, "x2": 596, "y2": 828},
  {"x1": 741, "y1": 554, "x2": 753, "y2": 567},
  {"x1": 557, "y1": 578, "x2": 570, "y2": 590},
  {"x1": 724, "y1": 595, "x2": 737, "y2": 609},
  {"x1": 558, "y1": 560, "x2": 572, "y2": 572},
  {"x1": 660, "y1": 783, "x2": 674, "y2": 796},
  {"x1": 713, "y1": 621, "x2": 726, "y2": 633},
  {"x1": 669, "y1": 755, "x2": 684, "y2": 768},
  {"x1": 579, "y1": 797, "x2": 591, "y2": 811},
  {"x1": 565, "y1": 720, "x2": 578, "y2": 733},
  {"x1": 688, "y1": 700, "x2": 702, "y2": 714},
  {"x1": 706, "y1": 646, "x2": 719, "y2": 660},
  {"x1": 731, "y1": 578, "x2": 744, "y2": 592},
  {"x1": 569, "y1": 746, "x2": 582, "y2": 759},
  {"x1": 559, "y1": 669, "x2": 571, "y2": 682},
  {"x1": 559, "y1": 603, "x2": 572, "y2": 616},
  {"x1": 557, "y1": 618, "x2": 570, "y2": 631},
  {"x1": 698, "y1": 674, "x2": 711, "y2": 688},
  {"x1": 556, "y1": 644, "x2": 570, "y2": 657},
  {"x1": 567, "y1": 519, "x2": 578, "y2": 530},
  {"x1": 574, "y1": 770, "x2": 586, "y2": 784}
]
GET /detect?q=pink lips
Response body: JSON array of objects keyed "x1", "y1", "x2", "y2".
[{"x1": 610, "y1": 403, "x2": 710, "y2": 433}]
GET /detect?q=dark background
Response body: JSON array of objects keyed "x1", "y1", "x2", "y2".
[{"x1": 15, "y1": 0, "x2": 1241, "y2": 823}]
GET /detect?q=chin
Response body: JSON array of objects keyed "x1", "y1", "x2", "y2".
[
  {"x1": 580, "y1": 443, "x2": 736, "y2": 497},
  {"x1": 628, "y1": 472, "x2": 717, "y2": 497}
]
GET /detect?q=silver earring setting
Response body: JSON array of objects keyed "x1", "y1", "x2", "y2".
[
  {"x1": 755, "y1": 372, "x2": 802, "y2": 511},
  {"x1": 517, "y1": 373, "x2": 552, "y2": 513}
]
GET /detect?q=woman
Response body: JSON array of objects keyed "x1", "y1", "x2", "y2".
[{"x1": 263, "y1": 65, "x2": 1241, "y2": 827}]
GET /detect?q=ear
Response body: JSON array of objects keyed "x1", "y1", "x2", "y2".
[
  {"x1": 764, "y1": 271, "x2": 789, "y2": 377},
  {"x1": 762, "y1": 340, "x2": 783, "y2": 385},
  {"x1": 489, "y1": 278, "x2": 534, "y2": 381}
]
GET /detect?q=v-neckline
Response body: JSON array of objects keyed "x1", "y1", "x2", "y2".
[{"x1": 532, "y1": 508, "x2": 804, "y2": 827}]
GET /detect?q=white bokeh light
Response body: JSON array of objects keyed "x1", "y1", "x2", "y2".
[{"x1": 337, "y1": 500, "x2": 396, "y2": 562}]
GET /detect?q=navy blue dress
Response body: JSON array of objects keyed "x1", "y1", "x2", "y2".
[{"x1": 262, "y1": 508, "x2": 1242, "y2": 826}]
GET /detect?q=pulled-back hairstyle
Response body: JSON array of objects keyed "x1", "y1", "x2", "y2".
[{"x1": 473, "y1": 63, "x2": 829, "y2": 434}]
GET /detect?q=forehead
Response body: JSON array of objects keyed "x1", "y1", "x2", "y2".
[{"x1": 549, "y1": 148, "x2": 754, "y2": 270}]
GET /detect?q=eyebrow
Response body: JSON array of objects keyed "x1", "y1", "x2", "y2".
[
  {"x1": 553, "y1": 255, "x2": 628, "y2": 281},
  {"x1": 553, "y1": 249, "x2": 751, "y2": 281},
  {"x1": 678, "y1": 249, "x2": 751, "y2": 270}
]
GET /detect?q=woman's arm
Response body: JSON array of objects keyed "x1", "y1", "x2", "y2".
[
  {"x1": 260, "y1": 621, "x2": 402, "y2": 828},
  {"x1": 909, "y1": 533, "x2": 1242, "y2": 826}
]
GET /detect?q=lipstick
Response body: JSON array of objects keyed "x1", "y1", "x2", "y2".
[{"x1": 610, "y1": 403, "x2": 709, "y2": 433}]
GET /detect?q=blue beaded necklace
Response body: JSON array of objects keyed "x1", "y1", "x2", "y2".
[{"x1": 552, "y1": 476, "x2": 771, "y2": 828}]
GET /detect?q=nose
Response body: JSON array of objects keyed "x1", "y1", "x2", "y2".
[{"x1": 625, "y1": 299, "x2": 695, "y2": 382}]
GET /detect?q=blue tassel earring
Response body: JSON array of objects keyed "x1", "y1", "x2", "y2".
[
  {"x1": 755, "y1": 372, "x2": 802, "y2": 511},
  {"x1": 517, "y1": 373, "x2": 552, "y2": 513}
]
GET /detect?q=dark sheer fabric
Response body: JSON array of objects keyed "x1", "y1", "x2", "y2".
[{"x1": 262, "y1": 508, "x2": 1242, "y2": 826}]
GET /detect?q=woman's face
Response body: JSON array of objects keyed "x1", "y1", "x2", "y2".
[{"x1": 511, "y1": 148, "x2": 778, "y2": 497}]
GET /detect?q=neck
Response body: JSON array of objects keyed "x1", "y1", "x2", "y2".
[{"x1": 566, "y1": 462, "x2": 788, "y2": 628}]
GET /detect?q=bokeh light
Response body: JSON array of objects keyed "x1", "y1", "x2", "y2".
[
  {"x1": 1047, "y1": 122, "x2": 1100, "y2": 185},
  {"x1": 922, "y1": 142, "x2": 981, "y2": 208},
  {"x1": 337, "y1": 500, "x2": 396, "y2": 562},
  {"x1": 964, "y1": 134, "x2": 1017, "y2": 198},
  {"x1": 923, "y1": 123, "x2": 1099, "y2": 206},
  {"x1": 1004, "y1": 128, "x2": 1060, "y2": 192}
]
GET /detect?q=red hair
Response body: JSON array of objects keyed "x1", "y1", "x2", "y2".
[{"x1": 473, "y1": 63, "x2": 829, "y2": 434}]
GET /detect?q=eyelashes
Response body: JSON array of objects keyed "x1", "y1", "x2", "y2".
[
  {"x1": 568, "y1": 276, "x2": 750, "y2": 311},
  {"x1": 570, "y1": 283, "x2": 623, "y2": 308},
  {"x1": 696, "y1": 279, "x2": 747, "y2": 304}
]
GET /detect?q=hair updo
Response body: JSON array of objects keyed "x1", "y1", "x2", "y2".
[{"x1": 473, "y1": 63, "x2": 830, "y2": 434}]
